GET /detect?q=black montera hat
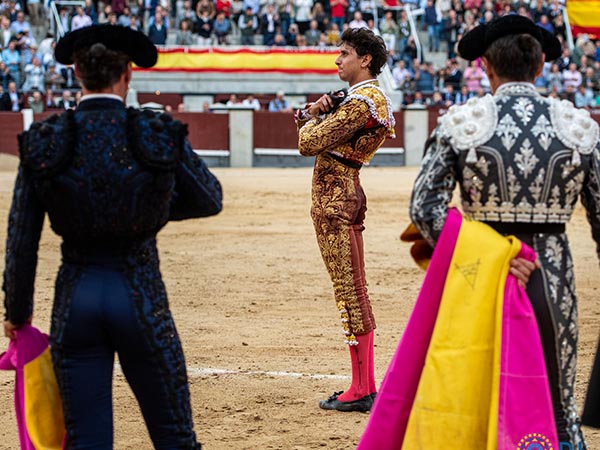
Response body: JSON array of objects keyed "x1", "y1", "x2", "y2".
[
  {"x1": 55, "y1": 24, "x2": 158, "y2": 68},
  {"x1": 458, "y1": 14, "x2": 562, "y2": 62}
]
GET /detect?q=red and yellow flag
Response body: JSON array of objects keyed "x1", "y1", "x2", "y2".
[{"x1": 568, "y1": 0, "x2": 600, "y2": 39}]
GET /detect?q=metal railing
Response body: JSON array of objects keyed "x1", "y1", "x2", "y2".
[{"x1": 48, "y1": 0, "x2": 86, "y2": 39}]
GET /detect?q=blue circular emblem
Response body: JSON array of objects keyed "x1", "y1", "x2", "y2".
[{"x1": 517, "y1": 433, "x2": 553, "y2": 450}]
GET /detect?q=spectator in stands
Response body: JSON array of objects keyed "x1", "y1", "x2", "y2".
[
  {"x1": 330, "y1": 0, "x2": 347, "y2": 33},
  {"x1": 273, "y1": 32, "x2": 287, "y2": 46},
  {"x1": 414, "y1": 61, "x2": 435, "y2": 94},
  {"x1": 1, "y1": 15, "x2": 13, "y2": 48},
  {"x1": 397, "y1": 10, "x2": 411, "y2": 55},
  {"x1": 379, "y1": 11, "x2": 398, "y2": 52},
  {"x1": 579, "y1": 55, "x2": 592, "y2": 76},
  {"x1": 583, "y1": 66, "x2": 599, "y2": 94},
  {"x1": 177, "y1": 0, "x2": 197, "y2": 28},
  {"x1": 563, "y1": 84, "x2": 576, "y2": 104},
  {"x1": 557, "y1": 46, "x2": 571, "y2": 72},
  {"x1": 402, "y1": 35, "x2": 418, "y2": 69},
  {"x1": 196, "y1": 0, "x2": 216, "y2": 20},
  {"x1": 45, "y1": 87, "x2": 57, "y2": 109},
  {"x1": 441, "y1": 83, "x2": 455, "y2": 105},
  {"x1": 43, "y1": 62, "x2": 65, "y2": 90},
  {"x1": 424, "y1": 0, "x2": 441, "y2": 52},
  {"x1": 358, "y1": 0, "x2": 376, "y2": 23},
  {"x1": 530, "y1": 0, "x2": 547, "y2": 24},
  {"x1": 84, "y1": 0, "x2": 98, "y2": 24},
  {"x1": 129, "y1": 15, "x2": 141, "y2": 31},
  {"x1": 546, "y1": 63, "x2": 563, "y2": 93},
  {"x1": 285, "y1": 22, "x2": 299, "y2": 46},
  {"x1": 226, "y1": 93, "x2": 240, "y2": 105},
  {"x1": 325, "y1": 22, "x2": 341, "y2": 46},
  {"x1": 260, "y1": 3, "x2": 280, "y2": 46},
  {"x1": 268, "y1": 90, "x2": 291, "y2": 111},
  {"x1": 28, "y1": 89, "x2": 44, "y2": 112},
  {"x1": 175, "y1": 18, "x2": 194, "y2": 44},
  {"x1": 552, "y1": 13, "x2": 566, "y2": 42},
  {"x1": 117, "y1": 6, "x2": 133, "y2": 26},
  {"x1": 242, "y1": 93, "x2": 261, "y2": 110},
  {"x1": 294, "y1": 0, "x2": 313, "y2": 34},
  {"x1": 149, "y1": 5, "x2": 171, "y2": 29},
  {"x1": 304, "y1": 20, "x2": 320, "y2": 46},
  {"x1": 58, "y1": 89, "x2": 76, "y2": 110},
  {"x1": 0, "y1": 80, "x2": 21, "y2": 111},
  {"x1": 563, "y1": 62, "x2": 582, "y2": 90},
  {"x1": 429, "y1": 90, "x2": 445, "y2": 106},
  {"x1": 58, "y1": 6, "x2": 71, "y2": 31},
  {"x1": 536, "y1": 14, "x2": 553, "y2": 34},
  {"x1": 148, "y1": 10, "x2": 168, "y2": 44},
  {"x1": 392, "y1": 59, "x2": 412, "y2": 90},
  {"x1": 238, "y1": 6, "x2": 258, "y2": 45},
  {"x1": 72, "y1": 6, "x2": 93, "y2": 31},
  {"x1": 21, "y1": 56, "x2": 44, "y2": 92},
  {"x1": 348, "y1": 11, "x2": 367, "y2": 30},
  {"x1": 216, "y1": 0, "x2": 231, "y2": 17},
  {"x1": 445, "y1": 58, "x2": 463, "y2": 90},
  {"x1": 462, "y1": 59, "x2": 483, "y2": 93},
  {"x1": 575, "y1": 84, "x2": 594, "y2": 109},
  {"x1": 10, "y1": 11, "x2": 30, "y2": 35},
  {"x1": 0, "y1": 61, "x2": 11, "y2": 90},
  {"x1": 196, "y1": 9, "x2": 214, "y2": 45},
  {"x1": 454, "y1": 84, "x2": 471, "y2": 104},
  {"x1": 443, "y1": 9, "x2": 461, "y2": 59},
  {"x1": 1, "y1": 39, "x2": 20, "y2": 89}
]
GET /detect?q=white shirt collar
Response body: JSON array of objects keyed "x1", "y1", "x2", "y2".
[
  {"x1": 80, "y1": 93, "x2": 124, "y2": 103},
  {"x1": 349, "y1": 78, "x2": 378, "y2": 93}
]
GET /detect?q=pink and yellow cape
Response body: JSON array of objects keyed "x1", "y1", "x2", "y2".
[
  {"x1": 357, "y1": 208, "x2": 557, "y2": 449},
  {"x1": 0, "y1": 324, "x2": 65, "y2": 450}
]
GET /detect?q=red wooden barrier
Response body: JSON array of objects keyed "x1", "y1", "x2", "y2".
[
  {"x1": 171, "y1": 112, "x2": 229, "y2": 150},
  {"x1": 253, "y1": 111, "x2": 298, "y2": 148},
  {"x1": 0, "y1": 112, "x2": 24, "y2": 157},
  {"x1": 382, "y1": 111, "x2": 404, "y2": 148}
]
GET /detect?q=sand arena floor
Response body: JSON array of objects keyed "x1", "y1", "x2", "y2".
[{"x1": 1, "y1": 154, "x2": 600, "y2": 449}]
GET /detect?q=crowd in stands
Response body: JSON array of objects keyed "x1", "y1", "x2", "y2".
[{"x1": 2, "y1": 0, "x2": 600, "y2": 111}]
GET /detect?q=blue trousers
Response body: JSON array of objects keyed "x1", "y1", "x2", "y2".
[{"x1": 51, "y1": 265, "x2": 199, "y2": 450}]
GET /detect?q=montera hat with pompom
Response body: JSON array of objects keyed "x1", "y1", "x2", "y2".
[
  {"x1": 55, "y1": 24, "x2": 158, "y2": 68},
  {"x1": 457, "y1": 14, "x2": 562, "y2": 62}
]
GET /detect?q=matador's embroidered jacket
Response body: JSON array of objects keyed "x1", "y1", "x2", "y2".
[
  {"x1": 296, "y1": 80, "x2": 395, "y2": 344},
  {"x1": 409, "y1": 82, "x2": 600, "y2": 446}
]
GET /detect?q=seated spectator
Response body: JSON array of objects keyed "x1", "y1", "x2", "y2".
[
  {"x1": 196, "y1": 10, "x2": 214, "y2": 45},
  {"x1": 27, "y1": 89, "x2": 44, "y2": 113},
  {"x1": 563, "y1": 62, "x2": 582, "y2": 90},
  {"x1": 74, "y1": 90, "x2": 82, "y2": 106},
  {"x1": 401, "y1": 36, "x2": 418, "y2": 69},
  {"x1": 118, "y1": 6, "x2": 133, "y2": 27},
  {"x1": 445, "y1": 59, "x2": 463, "y2": 91},
  {"x1": 536, "y1": 14, "x2": 553, "y2": 33},
  {"x1": 583, "y1": 67, "x2": 599, "y2": 94},
  {"x1": 392, "y1": 59, "x2": 412, "y2": 90},
  {"x1": 196, "y1": 0, "x2": 216, "y2": 20},
  {"x1": 226, "y1": 93, "x2": 240, "y2": 105},
  {"x1": 268, "y1": 90, "x2": 291, "y2": 112},
  {"x1": 176, "y1": 18, "x2": 195, "y2": 45},
  {"x1": 563, "y1": 84, "x2": 576, "y2": 104},
  {"x1": 45, "y1": 88, "x2": 58, "y2": 109},
  {"x1": 441, "y1": 84, "x2": 455, "y2": 106},
  {"x1": 454, "y1": 85, "x2": 471, "y2": 105},
  {"x1": 414, "y1": 62, "x2": 435, "y2": 94},
  {"x1": 348, "y1": 11, "x2": 368, "y2": 30},
  {"x1": 272, "y1": 33, "x2": 287, "y2": 46},
  {"x1": 238, "y1": 7, "x2": 258, "y2": 45},
  {"x1": 21, "y1": 57, "x2": 44, "y2": 92},
  {"x1": 214, "y1": 10, "x2": 231, "y2": 45},
  {"x1": 304, "y1": 20, "x2": 321, "y2": 46},
  {"x1": 285, "y1": 23, "x2": 299, "y2": 46},
  {"x1": 546, "y1": 63, "x2": 563, "y2": 93},
  {"x1": 56, "y1": 62, "x2": 78, "y2": 89},
  {"x1": 429, "y1": 91, "x2": 445, "y2": 106},
  {"x1": 0, "y1": 81, "x2": 22, "y2": 111},
  {"x1": 72, "y1": 6, "x2": 93, "y2": 30},
  {"x1": 0, "y1": 61, "x2": 11, "y2": 90},
  {"x1": 98, "y1": 4, "x2": 113, "y2": 24},
  {"x1": 10, "y1": 11, "x2": 30, "y2": 35},
  {"x1": 129, "y1": 15, "x2": 141, "y2": 31},
  {"x1": 552, "y1": 14, "x2": 566, "y2": 42},
  {"x1": 242, "y1": 94, "x2": 261, "y2": 110},
  {"x1": 58, "y1": 89, "x2": 76, "y2": 110},
  {"x1": 149, "y1": 5, "x2": 171, "y2": 31},
  {"x1": 462, "y1": 59, "x2": 484, "y2": 93},
  {"x1": 325, "y1": 22, "x2": 340, "y2": 46},
  {"x1": 148, "y1": 11, "x2": 168, "y2": 45},
  {"x1": 574, "y1": 84, "x2": 594, "y2": 109}
]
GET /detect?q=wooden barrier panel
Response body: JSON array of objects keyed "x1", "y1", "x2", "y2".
[
  {"x1": 427, "y1": 105, "x2": 448, "y2": 135},
  {"x1": 0, "y1": 112, "x2": 23, "y2": 156},
  {"x1": 170, "y1": 112, "x2": 229, "y2": 150},
  {"x1": 382, "y1": 111, "x2": 405, "y2": 148},
  {"x1": 253, "y1": 111, "x2": 298, "y2": 149}
]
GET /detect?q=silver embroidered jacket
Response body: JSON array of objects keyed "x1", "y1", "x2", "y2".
[{"x1": 410, "y1": 82, "x2": 600, "y2": 248}]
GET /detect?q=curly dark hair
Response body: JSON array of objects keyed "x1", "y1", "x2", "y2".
[
  {"x1": 74, "y1": 43, "x2": 130, "y2": 91},
  {"x1": 483, "y1": 33, "x2": 543, "y2": 82},
  {"x1": 340, "y1": 28, "x2": 388, "y2": 77}
]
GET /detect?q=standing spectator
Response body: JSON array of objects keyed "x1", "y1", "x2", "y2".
[
  {"x1": 424, "y1": 0, "x2": 441, "y2": 52},
  {"x1": 117, "y1": 6, "x2": 133, "y2": 26},
  {"x1": 21, "y1": 56, "x2": 44, "y2": 92},
  {"x1": 557, "y1": 46, "x2": 571, "y2": 72},
  {"x1": 1, "y1": 16, "x2": 13, "y2": 49},
  {"x1": 259, "y1": 3, "x2": 280, "y2": 46},
  {"x1": 129, "y1": 15, "x2": 141, "y2": 31},
  {"x1": 72, "y1": 6, "x2": 93, "y2": 30},
  {"x1": 583, "y1": 66, "x2": 599, "y2": 94},
  {"x1": 58, "y1": 6, "x2": 71, "y2": 32},
  {"x1": 10, "y1": 11, "x2": 30, "y2": 35},
  {"x1": 358, "y1": 0, "x2": 376, "y2": 23},
  {"x1": 392, "y1": 59, "x2": 412, "y2": 90},
  {"x1": 276, "y1": 0, "x2": 294, "y2": 35},
  {"x1": 442, "y1": 9, "x2": 460, "y2": 59},
  {"x1": 175, "y1": 18, "x2": 195, "y2": 44},
  {"x1": 311, "y1": 2, "x2": 327, "y2": 31},
  {"x1": 445, "y1": 58, "x2": 463, "y2": 91},
  {"x1": 1, "y1": 40, "x2": 21, "y2": 89},
  {"x1": 536, "y1": 14, "x2": 553, "y2": 34},
  {"x1": 462, "y1": 59, "x2": 483, "y2": 93},
  {"x1": 563, "y1": 62, "x2": 582, "y2": 90},
  {"x1": 44, "y1": 62, "x2": 65, "y2": 90},
  {"x1": 294, "y1": 0, "x2": 313, "y2": 34},
  {"x1": 84, "y1": 0, "x2": 98, "y2": 24},
  {"x1": 195, "y1": 10, "x2": 213, "y2": 45},
  {"x1": 0, "y1": 80, "x2": 22, "y2": 111},
  {"x1": 238, "y1": 6, "x2": 258, "y2": 45},
  {"x1": 330, "y1": 0, "x2": 347, "y2": 33},
  {"x1": 285, "y1": 22, "x2": 299, "y2": 46},
  {"x1": 379, "y1": 11, "x2": 398, "y2": 52},
  {"x1": 0, "y1": 61, "x2": 12, "y2": 90},
  {"x1": 552, "y1": 13, "x2": 566, "y2": 42},
  {"x1": 213, "y1": 10, "x2": 231, "y2": 44},
  {"x1": 195, "y1": 0, "x2": 216, "y2": 20},
  {"x1": 546, "y1": 63, "x2": 563, "y2": 93},
  {"x1": 176, "y1": 0, "x2": 197, "y2": 28},
  {"x1": 148, "y1": 11, "x2": 168, "y2": 44},
  {"x1": 111, "y1": 0, "x2": 127, "y2": 16},
  {"x1": 148, "y1": 5, "x2": 170, "y2": 30},
  {"x1": 414, "y1": 61, "x2": 435, "y2": 93},
  {"x1": 397, "y1": 10, "x2": 411, "y2": 55},
  {"x1": 268, "y1": 90, "x2": 291, "y2": 111},
  {"x1": 304, "y1": 19, "x2": 321, "y2": 45},
  {"x1": 348, "y1": 11, "x2": 367, "y2": 29},
  {"x1": 530, "y1": 0, "x2": 547, "y2": 23},
  {"x1": 216, "y1": 0, "x2": 231, "y2": 16},
  {"x1": 27, "y1": 89, "x2": 44, "y2": 112}
]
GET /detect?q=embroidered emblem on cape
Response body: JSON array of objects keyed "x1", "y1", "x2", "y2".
[
  {"x1": 454, "y1": 259, "x2": 480, "y2": 289},
  {"x1": 438, "y1": 95, "x2": 497, "y2": 152},
  {"x1": 496, "y1": 114, "x2": 521, "y2": 151},
  {"x1": 513, "y1": 97, "x2": 535, "y2": 125},
  {"x1": 515, "y1": 139, "x2": 539, "y2": 178}
]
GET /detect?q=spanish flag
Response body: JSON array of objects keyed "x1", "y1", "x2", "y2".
[{"x1": 567, "y1": 0, "x2": 600, "y2": 39}]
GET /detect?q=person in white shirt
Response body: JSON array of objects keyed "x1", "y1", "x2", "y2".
[{"x1": 242, "y1": 94, "x2": 261, "y2": 110}]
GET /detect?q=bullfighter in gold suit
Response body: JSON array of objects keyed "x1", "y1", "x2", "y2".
[{"x1": 295, "y1": 28, "x2": 395, "y2": 412}]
